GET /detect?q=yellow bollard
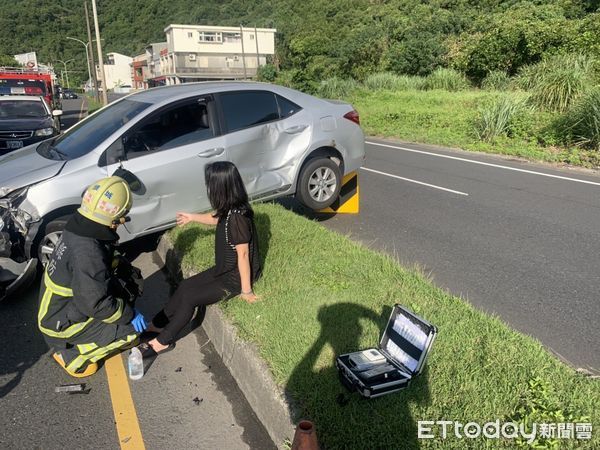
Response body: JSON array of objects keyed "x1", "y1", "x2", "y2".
[{"x1": 318, "y1": 170, "x2": 359, "y2": 214}]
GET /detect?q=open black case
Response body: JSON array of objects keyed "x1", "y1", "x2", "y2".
[{"x1": 336, "y1": 304, "x2": 437, "y2": 398}]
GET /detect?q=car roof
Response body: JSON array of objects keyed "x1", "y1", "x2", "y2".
[
  {"x1": 0, "y1": 95, "x2": 45, "y2": 102},
  {"x1": 127, "y1": 81, "x2": 292, "y2": 104}
]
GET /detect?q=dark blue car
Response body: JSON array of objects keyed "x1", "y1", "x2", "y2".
[{"x1": 0, "y1": 96, "x2": 62, "y2": 155}]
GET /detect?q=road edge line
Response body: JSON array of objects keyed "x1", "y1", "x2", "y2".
[{"x1": 105, "y1": 353, "x2": 146, "y2": 449}]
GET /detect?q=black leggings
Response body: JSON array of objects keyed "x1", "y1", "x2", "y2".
[{"x1": 152, "y1": 267, "x2": 238, "y2": 345}]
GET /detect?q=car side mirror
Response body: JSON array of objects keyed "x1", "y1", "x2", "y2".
[
  {"x1": 112, "y1": 167, "x2": 144, "y2": 194},
  {"x1": 52, "y1": 110, "x2": 63, "y2": 117}
]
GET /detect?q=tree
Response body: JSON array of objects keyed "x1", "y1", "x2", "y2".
[{"x1": 0, "y1": 54, "x2": 19, "y2": 67}]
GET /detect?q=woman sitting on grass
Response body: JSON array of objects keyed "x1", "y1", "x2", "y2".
[{"x1": 142, "y1": 161, "x2": 261, "y2": 355}]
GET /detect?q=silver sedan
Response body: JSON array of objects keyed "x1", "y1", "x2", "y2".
[{"x1": 0, "y1": 81, "x2": 365, "y2": 298}]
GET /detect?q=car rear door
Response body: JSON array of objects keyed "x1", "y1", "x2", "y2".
[
  {"x1": 217, "y1": 90, "x2": 309, "y2": 199},
  {"x1": 102, "y1": 95, "x2": 226, "y2": 235}
]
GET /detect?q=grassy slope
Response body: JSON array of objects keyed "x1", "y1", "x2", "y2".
[
  {"x1": 169, "y1": 203, "x2": 598, "y2": 449},
  {"x1": 347, "y1": 89, "x2": 597, "y2": 167}
]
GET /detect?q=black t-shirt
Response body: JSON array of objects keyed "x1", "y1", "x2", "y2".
[{"x1": 214, "y1": 208, "x2": 261, "y2": 289}]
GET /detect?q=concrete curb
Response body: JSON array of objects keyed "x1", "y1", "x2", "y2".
[{"x1": 155, "y1": 235, "x2": 296, "y2": 446}]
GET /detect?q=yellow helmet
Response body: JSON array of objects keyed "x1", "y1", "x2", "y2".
[{"x1": 78, "y1": 176, "x2": 132, "y2": 226}]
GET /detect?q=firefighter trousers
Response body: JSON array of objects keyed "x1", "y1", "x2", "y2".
[{"x1": 45, "y1": 319, "x2": 138, "y2": 373}]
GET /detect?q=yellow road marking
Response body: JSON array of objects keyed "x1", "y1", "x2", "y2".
[{"x1": 105, "y1": 353, "x2": 146, "y2": 449}]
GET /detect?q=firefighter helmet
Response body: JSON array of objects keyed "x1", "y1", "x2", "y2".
[{"x1": 78, "y1": 176, "x2": 132, "y2": 226}]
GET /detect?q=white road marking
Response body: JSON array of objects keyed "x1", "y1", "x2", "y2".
[
  {"x1": 366, "y1": 141, "x2": 600, "y2": 187},
  {"x1": 361, "y1": 167, "x2": 469, "y2": 196},
  {"x1": 79, "y1": 98, "x2": 86, "y2": 120}
]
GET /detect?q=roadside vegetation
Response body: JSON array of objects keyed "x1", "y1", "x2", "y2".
[
  {"x1": 84, "y1": 94, "x2": 102, "y2": 115},
  {"x1": 267, "y1": 54, "x2": 600, "y2": 168},
  {"x1": 169, "y1": 203, "x2": 599, "y2": 449}
]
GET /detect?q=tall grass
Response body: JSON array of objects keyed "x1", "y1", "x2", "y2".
[
  {"x1": 363, "y1": 72, "x2": 425, "y2": 91},
  {"x1": 556, "y1": 88, "x2": 600, "y2": 150},
  {"x1": 424, "y1": 67, "x2": 470, "y2": 91},
  {"x1": 516, "y1": 54, "x2": 595, "y2": 112},
  {"x1": 475, "y1": 94, "x2": 528, "y2": 142},
  {"x1": 481, "y1": 70, "x2": 511, "y2": 91},
  {"x1": 317, "y1": 77, "x2": 359, "y2": 99}
]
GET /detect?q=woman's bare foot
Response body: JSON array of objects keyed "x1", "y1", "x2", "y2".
[{"x1": 148, "y1": 338, "x2": 169, "y2": 353}]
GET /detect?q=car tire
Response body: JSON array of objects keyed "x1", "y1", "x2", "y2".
[
  {"x1": 296, "y1": 158, "x2": 342, "y2": 210},
  {"x1": 36, "y1": 215, "x2": 71, "y2": 267}
]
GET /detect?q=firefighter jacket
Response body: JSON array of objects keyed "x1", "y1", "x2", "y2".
[{"x1": 38, "y1": 214, "x2": 135, "y2": 340}]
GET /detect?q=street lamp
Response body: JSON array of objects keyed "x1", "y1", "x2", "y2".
[
  {"x1": 66, "y1": 37, "x2": 92, "y2": 92},
  {"x1": 56, "y1": 59, "x2": 74, "y2": 88}
]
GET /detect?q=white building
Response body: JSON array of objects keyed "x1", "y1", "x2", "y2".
[
  {"x1": 160, "y1": 24, "x2": 276, "y2": 85},
  {"x1": 96, "y1": 52, "x2": 133, "y2": 90}
]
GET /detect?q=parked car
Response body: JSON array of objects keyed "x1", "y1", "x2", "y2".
[
  {"x1": 0, "y1": 81, "x2": 365, "y2": 299},
  {"x1": 0, "y1": 96, "x2": 62, "y2": 155},
  {"x1": 61, "y1": 89, "x2": 78, "y2": 99}
]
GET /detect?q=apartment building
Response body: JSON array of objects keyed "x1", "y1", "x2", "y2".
[
  {"x1": 160, "y1": 24, "x2": 276, "y2": 85},
  {"x1": 96, "y1": 52, "x2": 133, "y2": 90},
  {"x1": 144, "y1": 42, "x2": 168, "y2": 87},
  {"x1": 131, "y1": 53, "x2": 147, "y2": 90}
]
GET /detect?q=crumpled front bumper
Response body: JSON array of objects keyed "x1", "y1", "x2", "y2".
[{"x1": 0, "y1": 257, "x2": 37, "y2": 301}]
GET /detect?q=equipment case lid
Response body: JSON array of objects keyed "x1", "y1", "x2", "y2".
[{"x1": 379, "y1": 304, "x2": 437, "y2": 377}]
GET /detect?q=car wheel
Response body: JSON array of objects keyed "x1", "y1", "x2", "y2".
[
  {"x1": 37, "y1": 216, "x2": 70, "y2": 267},
  {"x1": 297, "y1": 158, "x2": 342, "y2": 210}
]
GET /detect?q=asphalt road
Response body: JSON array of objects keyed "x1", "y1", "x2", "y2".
[
  {"x1": 0, "y1": 98, "x2": 274, "y2": 449},
  {"x1": 0, "y1": 235, "x2": 274, "y2": 449},
  {"x1": 319, "y1": 138, "x2": 600, "y2": 373}
]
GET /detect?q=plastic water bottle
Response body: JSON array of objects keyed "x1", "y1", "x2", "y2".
[{"x1": 128, "y1": 347, "x2": 144, "y2": 380}]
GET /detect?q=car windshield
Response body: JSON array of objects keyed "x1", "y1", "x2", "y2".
[
  {"x1": 36, "y1": 99, "x2": 151, "y2": 160},
  {"x1": 0, "y1": 100, "x2": 47, "y2": 118}
]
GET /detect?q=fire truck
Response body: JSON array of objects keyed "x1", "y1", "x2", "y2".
[{"x1": 0, "y1": 66, "x2": 61, "y2": 110}]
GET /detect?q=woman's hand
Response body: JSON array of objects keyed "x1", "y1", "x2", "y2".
[
  {"x1": 240, "y1": 292, "x2": 260, "y2": 304},
  {"x1": 176, "y1": 212, "x2": 194, "y2": 226}
]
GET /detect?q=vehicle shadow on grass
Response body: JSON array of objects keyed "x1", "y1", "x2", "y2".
[
  {"x1": 286, "y1": 303, "x2": 431, "y2": 449},
  {"x1": 274, "y1": 197, "x2": 338, "y2": 222}
]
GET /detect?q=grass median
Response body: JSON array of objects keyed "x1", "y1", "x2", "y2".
[{"x1": 168, "y1": 203, "x2": 598, "y2": 449}]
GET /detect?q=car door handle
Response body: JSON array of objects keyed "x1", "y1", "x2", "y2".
[
  {"x1": 197, "y1": 147, "x2": 224, "y2": 158},
  {"x1": 283, "y1": 125, "x2": 308, "y2": 134}
]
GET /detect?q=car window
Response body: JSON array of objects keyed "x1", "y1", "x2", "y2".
[
  {"x1": 37, "y1": 99, "x2": 151, "y2": 161},
  {"x1": 220, "y1": 91, "x2": 280, "y2": 133},
  {"x1": 105, "y1": 99, "x2": 214, "y2": 163},
  {"x1": 0, "y1": 100, "x2": 47, "y2": 118},
  {"x1": 275, "y1": 94, "x2": 302, "y2": 119}
]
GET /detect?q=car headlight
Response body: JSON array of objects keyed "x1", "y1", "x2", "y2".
[
  {"x1": 0, "y1": 187, "x2": 17, "y2": 198},
  {"x1": 35, "y1": 127, "x2": 55, "y2": 137},
  {"x1": 0, "y1": 186, "x2": 29, "y2": 208}
]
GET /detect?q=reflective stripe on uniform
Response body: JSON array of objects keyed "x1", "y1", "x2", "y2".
[
  {"x1": 67, "y1": 333, "x2": 138, "y2": 372},
  {"x1": 38, "y1": 272, "x2": 93, "y2": 339},
  {"x1": 102, "y1": 298, "x2": 124, "y2": 324},
  {"x1": 44, "y1": 272, "x2": 73, "y2": 296},
  {"x1": 77, "y1": 343, "x2": 98, "y2": 354}
]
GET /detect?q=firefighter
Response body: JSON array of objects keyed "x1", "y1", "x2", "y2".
[{"x1": 38, "y1": 176, "x2": 147, "y2": 378}]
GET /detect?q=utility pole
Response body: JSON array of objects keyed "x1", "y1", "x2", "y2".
[
  {"x1": 91, "y1": 0, "x2": 108, "y2": 105},
  {"x1": 84, "y1": 1, "x2": 99, "y2": 102},
  {"x1": 239, "y1": 25, "x2": 247, "y2": 79},
  {"x1": 57, "y1": 59, "x2": 74, "y2": 88}
]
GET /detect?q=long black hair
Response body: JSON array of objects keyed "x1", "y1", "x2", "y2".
[{"x1": 205, "y1": 161, "x2": 251, "y2": 218}]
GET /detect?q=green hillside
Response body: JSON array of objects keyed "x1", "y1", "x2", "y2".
[{"x1": 0, "y1": 0, "x2": 598, "y2": 88}]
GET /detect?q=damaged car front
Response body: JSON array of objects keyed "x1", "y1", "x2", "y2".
[{"x1": 0, "y1": 185, "x2": 39, "y2": 300}]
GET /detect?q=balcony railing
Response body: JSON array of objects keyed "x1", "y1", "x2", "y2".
[{"x1": 175, "y1": 66, "x2": 258, "y2": 76}]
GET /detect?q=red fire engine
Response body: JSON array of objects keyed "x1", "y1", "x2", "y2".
[{"x1": 0, "y1": 67, "x2": 60, "y2": 109}]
